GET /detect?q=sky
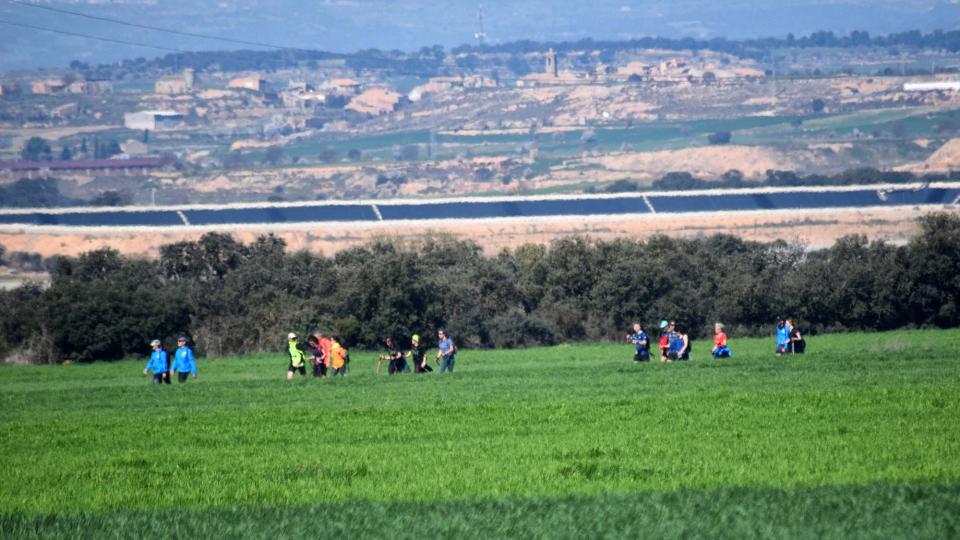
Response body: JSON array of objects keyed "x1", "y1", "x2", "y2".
[{"x1": 1, "y1": 0, "x2": 959, "y2": 72}]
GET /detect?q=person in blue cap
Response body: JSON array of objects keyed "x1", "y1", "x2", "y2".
[
  {"x1": 144, "y1": 339, "x2": 170, "y2": 384},
  {"x1": 657, "y1": 320, "x2": 672, "y2": 362},
  {"x1": 171, "y1": 337, "x2": 197, "y2": 383},
  {"x1": 626, "y1": 323, "x2": 649, "y2": 362}
]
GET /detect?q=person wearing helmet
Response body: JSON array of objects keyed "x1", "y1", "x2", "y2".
[
  {"x1": 171, "y1": 337, "x2": 197, "y2": 382},
  {"x1": 286, "y1": 332, "x2": 306, "y2": 380},
  {"x1": 143, "y1": 339, "x2": 170, "y2": 384}
]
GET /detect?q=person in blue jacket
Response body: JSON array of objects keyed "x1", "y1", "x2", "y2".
[
  {"x1": 171, "y1": 337, "x2": 197, "y2": 383},
  {"x1": 144, "y1": 339, "x2": 170, "y2": 384},
  {"x1": 775, "y1": 318, "x2": 791, "y2": 356}
]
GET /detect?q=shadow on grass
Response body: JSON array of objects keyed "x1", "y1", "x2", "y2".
[{"x1": 4, "y1": 481, "x2": 959, "y2": 539}]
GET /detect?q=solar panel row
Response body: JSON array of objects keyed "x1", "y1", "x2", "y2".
[{"x1": 0, "y1": 188, "x2": 957, "y2": 227}]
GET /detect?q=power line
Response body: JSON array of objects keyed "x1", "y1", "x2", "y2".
[
  {"x1": 5, "y1": 0, "x2": 301, "y2": 50},
  {"x1": 0, "y1": 18, "x2": 189, "y2": 52}
]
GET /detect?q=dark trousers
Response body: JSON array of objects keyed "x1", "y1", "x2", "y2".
[
  {"x1": 176, "y1": 371, "x2": 189, "y2": 383},
  {"x1": 152, "y1": 372, "x2": 170, "y2": 384},
  {"x1": 312, "y1": 362, "x2": 326, "y2": 377}
]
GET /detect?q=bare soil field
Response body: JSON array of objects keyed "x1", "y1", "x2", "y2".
[{"x1": 1, "y1": 206, "x2": 952, "y2": 260}]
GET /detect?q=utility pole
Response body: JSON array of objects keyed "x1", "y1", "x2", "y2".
[{"x1": 151, "y1": 188, "x2": 156, "y2": 206}]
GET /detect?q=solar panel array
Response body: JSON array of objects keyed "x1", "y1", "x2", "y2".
[{"x1": 0, "y1": 187, "x2": 957, "y2": 227}]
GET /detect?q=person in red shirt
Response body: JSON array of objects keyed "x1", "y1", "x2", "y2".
[
  {"x1": 658, "y1": 320, "x2": 671, "y2": 363},
  {"x1": 712, "y1": 322, "x2": 732, "y2": 359}
]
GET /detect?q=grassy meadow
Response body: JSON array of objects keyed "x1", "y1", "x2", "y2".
[{"x1": 1, "y1": 329, "x2": 959, "y2": 538}]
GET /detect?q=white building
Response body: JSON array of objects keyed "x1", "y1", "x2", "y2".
[
  {"x1": 124, "y1": 110, "x2": 184, "y2": 130},
  {"x1": 904, "y1": 81, "x2": 960, "y2": 92}
]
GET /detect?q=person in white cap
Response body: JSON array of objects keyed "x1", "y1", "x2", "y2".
[
  {"x1": 286, "y1": 332, "x2": 306, "y2": 380},
  {"x1": 143, "y1": 339, "x2": 170, "y2": 384}
]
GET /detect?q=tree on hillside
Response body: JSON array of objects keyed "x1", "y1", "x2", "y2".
[
  {"x1": 263, "y1": 146, "x2": 286, "y2": 166},
  {"x1": 21, "y1": 137, "x2": 52, "y2": 161},
  {"x1": 506, "y1": 55, "x2": 531, "y2": 76},
  {"x1": 811, "y1": 98, "x2": 826, "y2": 113},
  {"x1": 708, "y1": 131, "x2": 732, "y2": 145}
]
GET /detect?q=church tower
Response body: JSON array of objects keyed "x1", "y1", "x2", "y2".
[{"x1": 545, "y1": 48, "x2": 558, "y2": 77}]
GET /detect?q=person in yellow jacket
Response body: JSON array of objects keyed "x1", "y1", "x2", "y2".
[
  {"x1": 330, "y1": 336, "x2": 349, "y2": 376},
  {"x1": 286, "y1": 332, "x2": 307, "y2": 380}
]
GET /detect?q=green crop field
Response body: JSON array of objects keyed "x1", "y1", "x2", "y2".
[{"x1": 2, "y1": 329, "x2": 960, "y2": 538}]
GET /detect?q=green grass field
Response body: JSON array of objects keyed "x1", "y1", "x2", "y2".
[{"x1": 2, "y1": 330, "x2": 959, "y2": 538}]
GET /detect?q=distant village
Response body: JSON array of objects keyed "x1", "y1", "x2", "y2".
[{"x1": 1, "y1": 42, "x2": 958, "y2": 204}]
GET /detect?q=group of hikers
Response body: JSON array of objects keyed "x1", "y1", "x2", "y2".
[
  {"x1": 625, "y1": 317, "x2": 805, "y2": 363},
  {"x1": 143, "y1": 318, "x2": 807, "y2": 384},
  {"x1": 142, "y1": 330, "x2": 458, "y2": 384},
  {"x1": 285, "y1": 329, "x2": 458, "y2": 380},
  {"x1": 142, "y1": 337, "x2": 197, "y2": 384}
]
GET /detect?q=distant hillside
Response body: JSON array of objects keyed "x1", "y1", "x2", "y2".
[{"x1": 2, "y1": 0, "x2": 960, "y2": 71}]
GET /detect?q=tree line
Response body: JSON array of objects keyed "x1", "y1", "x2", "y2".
[
  {"x1": 1, "y1": 214, "x2": 958, "y2": 364},
  {"x1": 596, "y1": 167, "x2": 960, "y2": 194},
  {"x1": 78, "y1": 28, "x2": 960, "y2": 81}
]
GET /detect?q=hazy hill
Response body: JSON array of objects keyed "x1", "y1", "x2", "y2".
[{"x1": 1, "y1": 0, "x2": 960, "y2": 71}]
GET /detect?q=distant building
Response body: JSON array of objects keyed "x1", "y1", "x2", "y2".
[
  {"x1": 324, "y1": 78, "x2": 361, "y2": 95},
  {"x1": 408, "y1": 75, "x2": 497, "y2": 101},
  {"x1": 345, "y1": 88, "x2": 405, "y2": 116},
  {"x1": 66, "y1": 80, "x2": 113, "y2": 94},
  {"x1": 282, "y1": 90, "x2": 327, "y2": 109},
  {"x1": 904, "y1": 81, "x2": 960, "y2": 92},
  {"x1": 120, "y1": 139, "x2": 150, "y2": 157},
  {"x1": 0, "y1": 158, "x2": 164, "y2": 177},
  {"x1": 51, "y1": 102, "x2": 78, "y2": 119},
  {"x1": 545, "y1": 49, "x2": 558, "y2": 77},
  {"x1": 31, "y1": 79, "x2": 67, "y2": 94},
  {"x1": 154, "y1": 68, "x2": 197, "y2": 95},
  {"x1": 124, "y1": 110, "x2": 184, "y2": 130},
  {"x1": 227, "y1": 75, "x2": 268, "y2": 93}
]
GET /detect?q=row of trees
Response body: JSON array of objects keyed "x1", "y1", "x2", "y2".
[
  {"x1": 20, "y1": 137, "x2": 122, "y2": 162},
  {"x1": 79, "y1": 29, "x2": 960, "y2": 81},
  {"x1": 2, "y1": 214, "x2": 959, "y2": 363},
  {"x1": 0, "y1": 178, "x2": 131, "y2": 207},
  {"x1": 594, "y1": 167, "x2": 960, "y2": 194}
]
